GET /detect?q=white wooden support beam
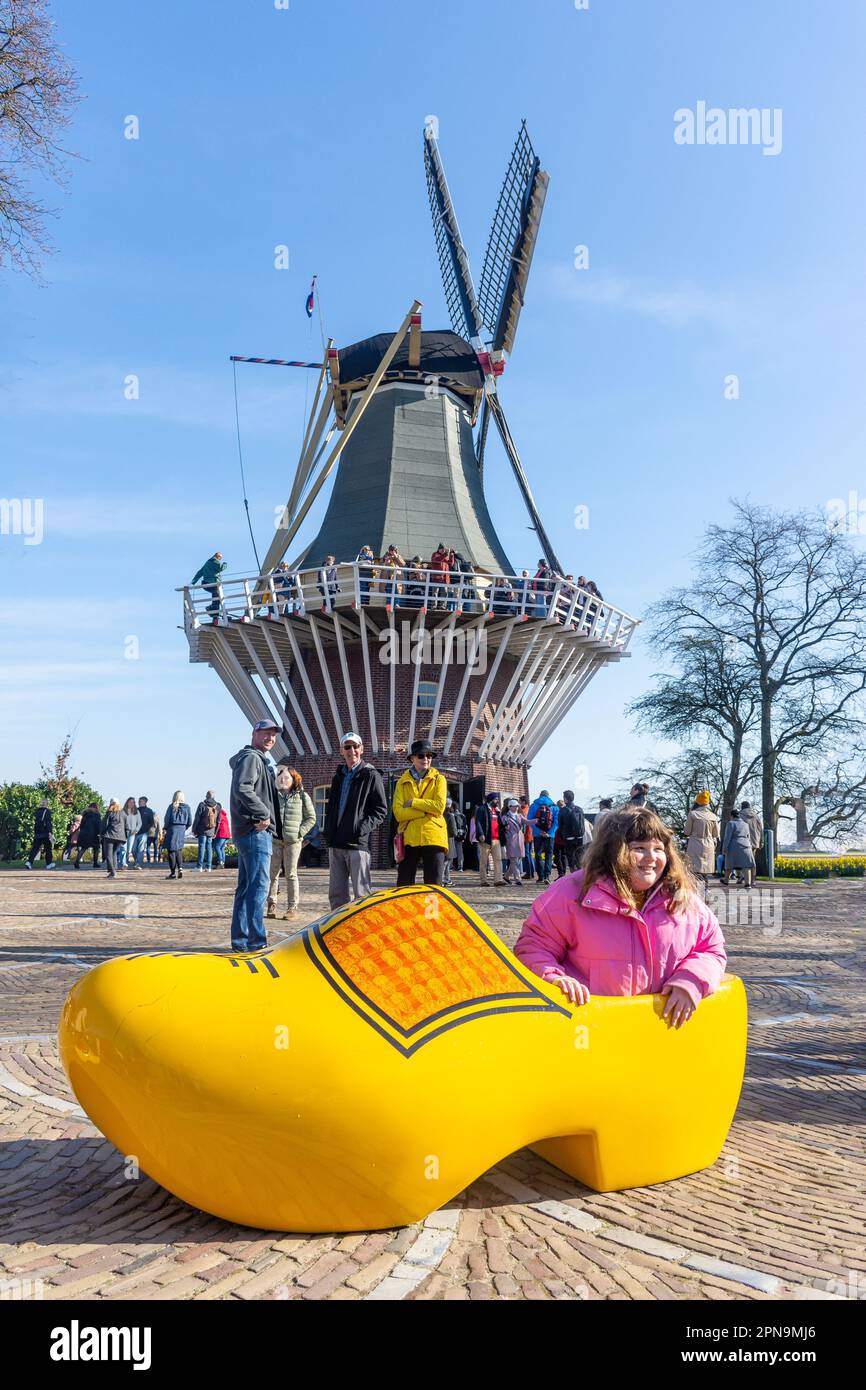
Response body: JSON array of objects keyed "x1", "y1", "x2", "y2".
[
  {"x1": 496, "y1": 640, "x2": 577, "y2": 764},
  {"x1": 259, "y1": 621, "x2": 318, "y2": 754},
  {"x1": 211, "y1": 635, "x2": 292, "y2": 762},
  {"x1": 520, "y1": 653, "x2": 588, "y2": 761},
  {"x1": 488, "y1": 633, "x2": 560, "y2": 761},
  {"x1": 406, "y1": 607, "x2": 428, "y2": 750},
  {"x1": 428, "y1": 612, "x2": 457, "y2": 743},
  {"x1": 357, "y1": 609, "x2": 379, "y2": 754},
  {"x1": 286, "y1": 340, "x2": 332, "y2": 518},
  {"x1": 526, "y1": 658, "x2": 603, "y2": 764},
  {"x1": 459, "y1": 618, "x2": 516, "y2": 756},
  {"x1": 408, "y1": 311, "x2": 422, "y2": 368},
  {"x1": 388, "y1": 607, "x2": 396, "y2": 753},
  {"x1": 307, "y1": 614, "x2": 344, "y2": 745},
  {"x1": 271, "y1": 301, "x2": 422, "y2": 561},
  {"x1": 476, "y1": 626, "x2": 544, "y2": 758},
  {"x1": 236, "y1": 624, "x2": 305, "y2": 756},
  {"x1": 281, "y1": 619, "x2": 332, "y2": 754},
  {"x1": 329, "y1": 611, "x2": 359, "y2": 738},
  {"x1": 442, "y1": 618, "x2": 487, "y2": 755},
  {"x1": 514, "y1": 647, "x2": 587, "y2": 762}
]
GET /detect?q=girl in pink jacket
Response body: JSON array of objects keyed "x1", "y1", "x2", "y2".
[{"x1": 514, "y1": 805, "x2": 727, "y2": 1028}]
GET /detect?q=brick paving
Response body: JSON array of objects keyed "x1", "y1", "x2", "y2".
[{"x1": 0, "y1": 865, "x2": 863, "y2": 1301}]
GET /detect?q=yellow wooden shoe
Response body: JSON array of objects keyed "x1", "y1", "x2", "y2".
[{"x1": 58, "y1": 885, "x2": 747, "y2": 1232}]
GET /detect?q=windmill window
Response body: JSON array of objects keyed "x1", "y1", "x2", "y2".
[
  {"x1": 417, "y1": 681, "x2": 437, "y2": 710},
  {"x1": 312, "y1": 785, "x2": 330, "y2": 828}
]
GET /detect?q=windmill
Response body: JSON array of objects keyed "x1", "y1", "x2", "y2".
[{"x1": 182, "y1": 121, "x2": 638, "y2": 852}]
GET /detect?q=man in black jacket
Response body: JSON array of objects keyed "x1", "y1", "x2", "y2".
[
  {"x1": 26, "y1": 800, "x2": 55, "y2": 869},
  {"x1": 558, "y1": 790, "x2": 586, "y2": 874},
  {"x1": 323, "y1": 732, "x2": 387, "y2": 910},
  {"x1": 228, "y1": 720, "x2": 282, "y2": 952}
]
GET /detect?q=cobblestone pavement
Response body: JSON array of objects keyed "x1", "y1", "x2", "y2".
[{"x1": 1, "y1": 866, "x2": 863, "y2": 1301}]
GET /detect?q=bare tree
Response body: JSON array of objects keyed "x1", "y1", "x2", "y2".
[
  {"x1": 0, "y1": 0, "x2": 79, "y2": 274},
  {"x1": 628, "y1": 629, "x2": 760, "y2": 823},
  {"x1": 775, "y1": 754, "x2": 866, "y2": 850},
  {"x1": 650, "y1": 501, "x2": 866, "y2": 843}
]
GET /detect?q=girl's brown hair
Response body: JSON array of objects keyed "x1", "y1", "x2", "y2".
[
  {"x1": 107, "y1": 799, "x2": 121, "y2": 813},
  {"x1": 582, "y1": 804, "x2": 696, "y2": 913}
]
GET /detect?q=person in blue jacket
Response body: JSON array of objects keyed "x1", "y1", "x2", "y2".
[{"x1": 527, "y1": 790, "x2": 558, "y2": 885}]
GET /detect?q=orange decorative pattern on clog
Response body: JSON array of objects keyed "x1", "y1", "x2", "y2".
[{"x1": 302, "y1": 887, "x2": 568, "y2": 1056}]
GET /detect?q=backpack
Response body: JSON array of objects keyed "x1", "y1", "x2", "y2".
[
  {"x1": 452, "y1": 810, "x2": 466, "y2": 841},
  {"x1": 535, "y1": 803, "x2": 553, "y2": 832},
  {"x1": 559, "y1": 803, "x2": 584, "y2": 842},
  {"x1": 204, "y1": 803, "x2": 217, "y2": 831}
]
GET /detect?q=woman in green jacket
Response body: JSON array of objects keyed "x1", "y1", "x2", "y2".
[
  {"x1": 392, "y1": 740, "x2": 448, "y2": 887},
  {"x1": 268, "y1": 765, "x2": 317, "y2": 920}
]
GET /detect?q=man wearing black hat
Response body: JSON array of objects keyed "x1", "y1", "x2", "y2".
[
  {"x1": 392, "y1": 740, "x2": 449, "y2": 885},
  {"x1": 474, "y1": 791, "x2": 504, "y2": 887},
  {"x1": 228, "y1": 719, "x2": 282, "y2": 952}
]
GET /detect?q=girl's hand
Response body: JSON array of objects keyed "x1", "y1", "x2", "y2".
[
  {"x1": 552, "y1": 975, "x2": 590, "y2": 1006},
  {"x1": 661, "y1": 984, "x2": 696, "y2": 1028}
]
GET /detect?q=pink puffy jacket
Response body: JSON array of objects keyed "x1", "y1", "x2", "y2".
[{"x1": 514, "y1": 870, "x2": 727, "y2": 1008}]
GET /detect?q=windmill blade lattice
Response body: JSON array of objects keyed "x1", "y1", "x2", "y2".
[
  {"x1": 478, "y1": 121, "x2": 549, "y2": 355},
  {"x1": 423, "y1": 127, "x2": 485, "y2": 343}
]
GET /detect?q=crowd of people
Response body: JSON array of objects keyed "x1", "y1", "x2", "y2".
[
  {"x1": 22, "y1": 733, "x2": 755, "y2": 1032},
  {"x1": 225, "y1": 731, "x2": 727, "y2": 1029},
  {"x1": 25, "y1": 794, "x2": 233, "y2": 877},
  {"x1": 191, "y1": 548, "x2": 605, "y2": 629}
]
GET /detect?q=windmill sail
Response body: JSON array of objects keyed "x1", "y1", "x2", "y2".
[
  {"x1": 478, "y1": 121, "x2": 549, "y2": 355},
  {"x1": 423, "y1": 124, "x2": 485, "y2": 344}
]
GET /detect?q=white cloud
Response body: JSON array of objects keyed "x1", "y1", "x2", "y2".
[{"x1": 547, "y1": 264, "x2": 742, "y2": 330}]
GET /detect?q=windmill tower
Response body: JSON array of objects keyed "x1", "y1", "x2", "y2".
[{"x1": 182, "y1": 121, "x2": 638, "y2": 855}]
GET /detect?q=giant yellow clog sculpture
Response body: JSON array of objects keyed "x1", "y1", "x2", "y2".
[{"x1": 59, "y1": 886, "x2": 747, "y2": 1232}]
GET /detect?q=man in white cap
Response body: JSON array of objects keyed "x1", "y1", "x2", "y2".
[
  {"x1": 228, "y1": 719, "x2": 282, "y2": 951},
  {"x1": 322, "y1": 732, "x2": 387, "y2": 910}
]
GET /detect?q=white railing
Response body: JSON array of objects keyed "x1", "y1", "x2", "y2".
[{"x1": 180, "y1": 562, "x2": 638, "y2": 650}]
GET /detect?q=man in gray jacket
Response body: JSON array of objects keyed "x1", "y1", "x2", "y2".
[
  {"x1": 229, "y1": 719, "x2": 282, "y2": 952},
  {"x1": 740, "y1": 801, "x2": 763, "y2": 852}
]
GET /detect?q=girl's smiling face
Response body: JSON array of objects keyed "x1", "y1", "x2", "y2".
[{"x1": 627, "y1": 837, "x2": 667, "y2": 892}]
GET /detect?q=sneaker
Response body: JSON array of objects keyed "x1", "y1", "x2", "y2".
[
  {"x1": 46, "y1": 862, "x2": 56, "y2": 869},
  {"x1": 166, "y1": 874, "x2": 177, "y2": 880},
  {"x1": 198, "y1": 867, "x2": 204, "y2": 873},
  {"x1": 266, "y1": 906, "x2": 277, "y2": 920},
  {"x1": 283, "y1": 910, "x2": 299, "y2": 921},
  {"x1": 25, "y1": 862, "x2": 33, "y2": 869},
  {"x1": 177, "y1": 870, "x2": 184, "y2": 878}
]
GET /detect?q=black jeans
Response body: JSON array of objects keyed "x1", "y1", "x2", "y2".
[
  {"x1": 397, "y1": 845, "x2": 445, "y2": 887},
  {"x1": 103, "y1": 839, "x2": 122, "y2": 875},
  {"x1": 75, "y1": 844, "x2": 100, "y2": 867},
  {"x1": 534, "y1": 835, "x2": 553, "y2": 880},
  {"x1": 28, "y1": 835, "x2": 53, "y2": 865},
  {"x1": 203, "y1": 583, "x2": 221, "y2": 616},
  {"x1": 564, "y1": 842, "x2": 582, "y2": 873},
  {"x1": 168, "y1": 849, "x2": 183, "y2": 875}
]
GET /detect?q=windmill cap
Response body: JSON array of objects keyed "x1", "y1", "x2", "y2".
[
  {"x1": 340, "y1": 731, "x2": 363, "y2": 747},
  {"x1": 253, "y1": 719, "x2": 280, "y2": 732}
]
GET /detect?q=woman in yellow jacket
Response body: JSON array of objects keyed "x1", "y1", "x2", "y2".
[{"x1": 393, "y1": 739, "x2": 449, "y2": 886}]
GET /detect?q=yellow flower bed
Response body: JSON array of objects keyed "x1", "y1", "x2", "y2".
[{"x1": 774, "y1": 854, "x2": 866, "y2": 878}]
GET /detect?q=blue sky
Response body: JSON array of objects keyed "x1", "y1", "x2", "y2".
[{"x1": 2, "y1": 0, "x2": 865, "y2": 817}]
